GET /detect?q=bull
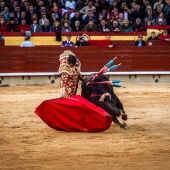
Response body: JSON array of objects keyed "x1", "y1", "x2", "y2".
[{"x1": 81, "y1": 59, "x2": 128, "y2": 128}]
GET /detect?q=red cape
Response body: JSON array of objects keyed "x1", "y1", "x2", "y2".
[{"x1": 34, "y1": 95, "x2": 112, "y2": 132}]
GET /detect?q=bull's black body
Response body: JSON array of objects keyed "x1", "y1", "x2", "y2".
[{"x1": 81, "y1": 74, "x2": 127, "y2": 128}]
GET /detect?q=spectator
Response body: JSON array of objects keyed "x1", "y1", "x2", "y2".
[
  {"x1": 0, "y1": 18, "x2": 7, "y2": 32},
  {"x1": 19, "y1": 19, "x2": 29, "y2": 32},
  {"x1": 98, "y1": 0, "x2": 109, "y2": 12},
  {"x1": 146, "y1": 19, "x2": 153, "y2": 26},
  {"x1": 158, "y1": 30, "x2": 170, "y2": 41},
  {"x1": 34, "y1": 0, "x2": 44, "y2": 14},
  {"x1": 38, "y1": 6, "x2": 50, "y2": 19},
  {"x1": 131, "y1": 4, "x2": 144, "y2": 23},
  {"x1": 99, "y1": 8, "x2": 108, "y2": 21},
  {"x1": 71, "y1": 11, "x2": 84, "y2": 28},
  {"x1": 7, "y1": 17, "x2": 20, "y2": 32},
  {"x1": 108, "y1": 1, "x2": 118, "y2": 14},
  {"x1": 41, "y1": 19, "x2": 51, "y2": 32},
  {"x1": 65, "y1": 0, "x2": 76, "y2": 15},
  {"x1": 84, "y1": 19, "x2": 97, "y2": 32},
  {"x1": 84, "y1": 9, "x2": 97, "y2": 25},
  {"x1": 52, "y1": 21, "x2": 61, "y2": 41},
  {"x1": 61, "y1": 12, "x2": 71, "y2": 26},
  {"x1": 7, "y1": 12, "x2": 18, "y2": 25},
  {"x1": 98, "y1": 19, "x2": 110, "y2": 32},
  {"x1": 144, "y1": 9, "x2": 156, "y2": 26},
  {"x1": 98, "y1": 14, "x2": 104, "y2": 24},
  {"x1": 3, "y1": 6, "x2": 10, "y2": 21},
  {"x1": 20, "y1": 0, "x2": 30, "y2": 13},
  {"x1": 132, "y1": 18, "x2": 146, "y2": 32},
  {"x1": 18, "y1": 11, "x2": 30, "y2": 25},
  {"x1": 61, "y1": 21, "x2": 72, "y2": 32},
  {"x1": 31, "y1": 13, "x2": 38, "y2": 24},
  {"x1": 0, "y1": 1, "x2": 5, "y2": 12},
  {"x1": 121, "y1": 20, "x2": 133, "y2": 32},
  {"x1": 49, "y1": 12, "x2": 59, "y2": 27},
  {"x1": 20, "y1": 36, "x2": 35, "y2": 47},
  {"x1": 157, "y1": 18, "x2": 165, "y2": 26},
  {"x1": 109, "y1": 6, "x2": 120, "y2": 20},
  {"x1": 72, "y1": 20, "x2": 82, "y2": 32},
  {"x1": 110, "y1": 20, "x2": 121, "y2": 32},
  {"x1": 135, "y1": 34, "x2": 146, "y2": 46},
  {"x1": 156, "y1": 13, "x2": 167, "y2": 25},
  {"x1": 61, "y1": 34, "x2": 75, "y2": 47},
  {"x1": 52, "y1": 6, "x2": 62, "y2": 22},
  {"x1": 14, "y1": 6, "x2": 21, "y2": 20},
  {"x1": 153, "y1": 0, "x2": 164, "y2": 11},
  {"x1": 80, "y1": 0, "x2": 94, "y2": 18},
  {"x1": 29, "y1": 19, "x2": 42, "y2": 32},
  {"x1": 148, "y1": 31, "x2": 159, "y2": 40},
  {"x1": 121, "y1": 5, "x2": 130, "y2": 21},
  {"x1": 27, "y1": 5, "x2": 35, "y2": 19},
  {"x1": 39, "y1": 13, "x2": 49, "y2": 26},
  {"x1": 75, "y1": 33, "x2": 88, "y2": 46},
  {"x1": 163, "y1": 0, "x2": 170, "y2": 16},
  {"x1": 154, "y1": 5, "x2": 163, "y2": 18},
  {"x1": 118, "y1": 13, "x2": 124, "y2": 26}
]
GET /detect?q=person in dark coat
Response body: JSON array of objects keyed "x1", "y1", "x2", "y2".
[
  {"x1": 147, "y1": 32, "x2": 159, "y2": 40},
  {"x1": 135, "y1": 34, "x2": 146, "y2": 46},
  {"x1": 7, "y1": 17, "x2": 20, "y2": 32}
]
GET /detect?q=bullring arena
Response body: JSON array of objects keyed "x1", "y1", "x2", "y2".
[{"x1": 0, "y1": 33, "x2": 170, "y2": 170}]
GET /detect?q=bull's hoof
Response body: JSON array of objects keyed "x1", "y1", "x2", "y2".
[
  {"x1": 122, "y1": 114, "x2": 127, "y2": 121},
  {"x1": 119, "y1": 123, "x2": 126, "y2": 129}
]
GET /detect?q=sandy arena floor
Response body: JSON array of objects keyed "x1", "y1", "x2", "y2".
[{"x1": 0, "y1": 83, "x2": 170, "y2": 170}]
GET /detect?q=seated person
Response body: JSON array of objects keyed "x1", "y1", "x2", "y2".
[
  {"x1": 20, "y1": 36, "x2": 35, "y2": 47},
  {"x1": 148, "y1": 31, "x2": 159, "y2": 40},
  {"x1": 158, "y1": 30, "x2": 170, "y2": 41},
  {"x1": 75, "y1": 33, "x2": 88, "y2": 46},
  {"x1": 132, "y1": 18, "x2": 146, "y2": 32},
  {"x1": 98, "y1": 19, "x2": 110, "y2": 32},
  {"x1": 7, "y1": 17, "x2": 20, "y2": 32},
  {"x1": 135, "y1": 34, "x2": 146, "y2": 46},
  {"x1": 19, "y1": 19, "x2": 29, "y2": 32},
  {"x1": 84, "y1": 19, "x2": 97, "y2": 32},
  {"x1": 121, "y1": 20, "x2": 133, "y2": 32},
  {"x1": 61, "y1": 22, "x2": 72, "y2": 32},
  {"x1": 110, "y1": 20, "x2": 121, "y2": 32},
  {"x1": 61, "y1": 34, "x2": 75, "y2": 47}
]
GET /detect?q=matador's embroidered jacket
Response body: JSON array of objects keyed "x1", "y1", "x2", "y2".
[{"x1": 58, "y1": 50, "x2": 81, "y2": 98}]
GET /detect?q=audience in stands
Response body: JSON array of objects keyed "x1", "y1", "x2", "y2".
[
  {"x1": 0, "y1": 0, "x2": 169, "y2": 43},
  {"x1": 135, "y1": 34, "x2": 146, "y2": 46},
  {"x1": 20, "y1": 36, "x2": 35, "y2": 47},
  {"x1": 61, "y1": 34, "x2": 75, "y2": 47}
]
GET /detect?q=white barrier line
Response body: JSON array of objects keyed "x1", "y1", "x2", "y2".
[{"x1": 0, "y1": 71, "x2": 170, "y2": 77}]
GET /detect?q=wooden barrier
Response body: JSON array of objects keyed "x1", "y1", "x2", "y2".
[
  {"x1": 146, "y1": 40, "x2": 170, "y2": 46},
  {"x1": 0, "y1": 46, "x2": 170, "y2": 73},
  {"x1": 0, "y1": 40, "x2": 4, "y2": 46}
]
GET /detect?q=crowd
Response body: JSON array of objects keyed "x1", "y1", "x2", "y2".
[{"x1": 0, "y1": 0, "x2": 170, "y2": 35}]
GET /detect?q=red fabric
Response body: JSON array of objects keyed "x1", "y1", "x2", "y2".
[
  {"x1": 18, "y1": 25, "x2": 30, "y2": 32},
  {"x1": 34, "y1": 95, "x2": 112, "y2": 132},
  {"x1": 88, "y1": 40, "x2": 111, "y2": 46},
  {"x1": 158, "y1": 34, "x2": 170, "y2": 41}
]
